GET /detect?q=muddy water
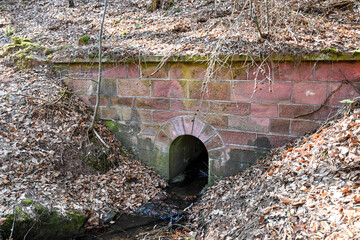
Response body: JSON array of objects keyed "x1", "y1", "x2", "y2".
[{"x1": 78, "y1": 177, "x2": 207, "y2": 240}]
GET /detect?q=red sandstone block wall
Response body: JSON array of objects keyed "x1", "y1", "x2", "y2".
[{"x1": 62, "y1": 60, "x2": 360, "y2": 167}]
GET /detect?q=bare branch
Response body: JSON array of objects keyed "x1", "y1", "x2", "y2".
[{"x1": 88, "y1": 0, "x2": 108, "y2": 133}]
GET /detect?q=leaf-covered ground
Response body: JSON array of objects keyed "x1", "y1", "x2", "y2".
[
  {"x1": 189, "y1": 105, "x2": 360, "y2": 239},
  {"x1": 0, "y1": 62, "x2": 167, "y2": 229},
  {"x1": 0, "y1": 0, "x2": 359, "y2": 60}
]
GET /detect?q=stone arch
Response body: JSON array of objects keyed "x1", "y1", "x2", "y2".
[{"x1": 152, "y1": 115, "x2": 227, "y2": 184}]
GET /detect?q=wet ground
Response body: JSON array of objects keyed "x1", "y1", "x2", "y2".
[{"x1": 78, "y1": 177, "x2": 207, "y2": 240}]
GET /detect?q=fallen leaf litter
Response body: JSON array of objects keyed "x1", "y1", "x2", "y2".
[
  {"x1": 189, "y1": 104, "x2": 360, "y2": 239},
  {"x1": 0, "y1": 63, "x2": 167, "y2": 228}
]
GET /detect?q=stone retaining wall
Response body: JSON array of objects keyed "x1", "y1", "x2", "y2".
[{"x1": 56, "y1": 58, "x2": 360, "y2": 182}]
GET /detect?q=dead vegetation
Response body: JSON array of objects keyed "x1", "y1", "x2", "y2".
[
  {"x1": 189, "y1": 101, "x2": 360, "y2": 239},
  {"x1": 0, "y1": 0, "x2": 359, "y2": 60},
  {"x1": 0, "y1": 63, "x2": 167, "y2": 229}
]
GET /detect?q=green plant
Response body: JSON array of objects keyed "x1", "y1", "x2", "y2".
[
  {"x1": 320, "y1": 48, "x2": 341, "y2": 55},
  {"x1": 78, "y1": 35, "x2": 89, "y2": 45},
  {"x1": 122, "y1": 30, "x2": 128, "y2": 35},
  {"x1": 80, "y1": 35, "x2": 89, "y2": 42},
  {"x1": 22, "y1": 198, "x2": 34, "y2": 205},
  {"x1": 340, "y1": 99, "x2": 355, "y2": 104},
  {"x1": 5, "y1": 26, "x2": 14, "y2": 36},
  {"x1": 353, "y1": 51, "x2": 360, "y2": 56},
  {"x1": 174, "y1": 8, "x2": 180, "y2": 13}
]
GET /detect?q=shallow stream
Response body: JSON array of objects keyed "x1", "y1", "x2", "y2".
[{"x1": 77, "y1": 177, "x2": 207, "y2": 240}]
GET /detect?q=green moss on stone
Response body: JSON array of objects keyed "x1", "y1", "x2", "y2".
[
  {"x1": 0, "y1": 205, "x2": 86, "y2": 240},
  {"x1": 21, "y1": 198, "x2": 34, "y2": 205},
  {"x1": 320, "y1": 48, "x2": 342, "y2": 56},
  {"x1": 78, "y1": 35, "x2": 89, "y2": 45},
  {"x1": 0, "y1": 37, "x2": 52, "y2": 69},
  {"x1": 353, "y1": 51, "x2": 360, "y2": 56}
]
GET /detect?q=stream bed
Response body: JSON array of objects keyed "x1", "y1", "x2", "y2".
[{"x1": 77, "y1": 177, "x2": 207, "y2": 239}]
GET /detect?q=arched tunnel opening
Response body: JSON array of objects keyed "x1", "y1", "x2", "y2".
[{"x1": 168, "y1": 135, "x2": 209, "y2": 197}]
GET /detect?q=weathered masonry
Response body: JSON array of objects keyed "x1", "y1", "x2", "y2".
[{"x1": 56, "y1": 56, "x2": 360, "y2": 183}]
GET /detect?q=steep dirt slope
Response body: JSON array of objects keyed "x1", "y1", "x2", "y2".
[
  {"x1": 190, "y1": 104, "x2": 360, "y2": 239},
  {"x1": 0, "y1": 63, "x2": 167, "y2": 229}
]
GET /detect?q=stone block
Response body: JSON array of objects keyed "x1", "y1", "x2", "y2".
[
  {"x1": 138, "y1": 149, "x2": 154, "y2": 165},
  {"x1": 135, "y1": 98, "x2": 170, "y2": 110},
  {"x1": 80, "y1": 64, "x2": 101, "y2": 78},
  {"x1": 256, "y1": 134, "x2": 296, "y2": 148},
  {"x1": 128, "y1": 63, "x2": 140, "y2": 78},
  {"x1": 209, "y1": 159, "x2": 223, "y2": 181},
  {"x1": 209, "y1": 101, "x2": 250, "y2": 115},
  {"x1": 208, "y1": 148, "x2": 226, "y2": 162},
  {"x1": 65, "y1": 78, "x2": 94, "y2": 95},
  {"x1": 100, "y1": 107, "x2": 151, "y2": 122},
  {"x1": 214, "y1": 62, "x2": 247, "y2": 80},
  {"x1": 223, "y1": 147, "x2": 258, "y2": 176},
  {"x1": 152, "y1": 111, "x2": 183, "y2": 123},
  {"x1": 248, "y1": 64, "x2": 272, "y2": 81},
  {"x1": 156, "y1": 130, "x2": 172, "y2": 146},
  {"x1": 228, "y1": 116, "x2": 270, "y2": 132},
  {"x1": 88, "y1": 96, "x2": 108, "y2": 106},
  {"x1": 231, "y1": 81, "x2": 291, "y2": 103},
  {"x1": 313, "y1": 105, "x2": 340, "y2": 120},
  {"x1": 142, "y1": 62, "x2": 169, "y2": 79},
  {"x1": 328, "y1": 83, "x2": 360, "y2": 105},
  {"x1": 189, "y1": 80, "x2": 230, "y2": 101},
  {"x1": 137, "y1": 135, "x2": 156, "y2": 151},
  {"x1": 204, "y1": 135, "x2": 223, "y2": 151},
  {"x1": 227, "y1": 147, "x2": 258, "y2": 164},
  {"x1": 66, "y1": 64, "x2": 82, "y2": 77},
  {"x1": 218, "y1": 130, "x2": 256, "y2": 146},
  {"x1": 279, "y1": 104, "x2": 314, "y2": 119},
  {"x1": 103, "y1": 64, "x2": 127, "y2": 78},
  {"x1": 197, "y1": 114, "x2": 228, "y2": 128},
  {"x1": 152, "y1": 80, "x2": 187, "y2": 98},
  {"x1": 270, "y1": 119, "x2": 290, "y2": 134},
  {"x1": 251, "y1": 103, "x2": 278, "y2": 117},
  {"x1": 100, "y1": 78, "x2": 117, "y2": 96},
  {"x1": 151, "y1": 152, "x2": 170, "y2": 179},
  {"x1": 169, "y1": 63, "x2": 206, "y2": 80},
  {"x1": 273, "y1": 62, "x2": 314, "y2": 81},
  {"x1": 291, "y1": 120, "x2": 321, "y2": 136},
  {"x1": 171, "y1": 117, "x2": 185, "y2": 136},
  {"x1": 171, "y1": 99, "x2": 208, "y2": 112},
  {"x1": 183, "y1": 116, "x2": 195, "y2": 135},
  {"x1": 163, "y1": 122, "x2": 177, "y2": 140},
  {"x1": 138, "y1": 124, "x2": 161, "y2": 136},
  {"x1": 292, "y1": 82, "x2": 328, "y2": 105},
  {"x1": 315, "y1": 62, "x2": 360, "y2": 82},
  {"x1": 117, "y1": 79, "x2": 150, "y2": 97},
  {"x1": 199, "y1": 125, "x2": 216, "y2": 143},
  {"x1": 192, "y1": 117, "x2": 206, "y2": 137},
  {"x1": 110, "y1": 97, "x2": 134, "y2": 107}
]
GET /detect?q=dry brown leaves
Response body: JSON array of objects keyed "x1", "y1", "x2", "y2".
[
  {"x1": 0, "y1": 63, "x2": 167, "y2": 227},
  {"x1": 0, "y1": 0, "x2": 359, "y2": 59},
  {"x1": 190, "y1": 107, "x2": 360, "y2": 239}
]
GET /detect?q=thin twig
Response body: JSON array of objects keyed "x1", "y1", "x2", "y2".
[
  {"x1": 89, "y1": 0, "x2": 108, "y2": 133},
  {"x1": 93, "y1": 129, "x2": 110, "y2": 149},
  {"x1": 9, "y1": 206, "x2": 16, "y2": 240}
]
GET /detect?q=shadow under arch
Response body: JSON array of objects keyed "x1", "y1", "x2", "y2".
[
  {"x1": 169, "y1": 134, "x2": 208, "y2": 188},
  {"x1": 152, "y1": 115, "x2": 227, "y2": 185}
]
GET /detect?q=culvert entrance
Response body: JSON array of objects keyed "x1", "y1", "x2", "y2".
[{"x1": 168, "y1": 135, "x2": 209, "y2": 196}]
